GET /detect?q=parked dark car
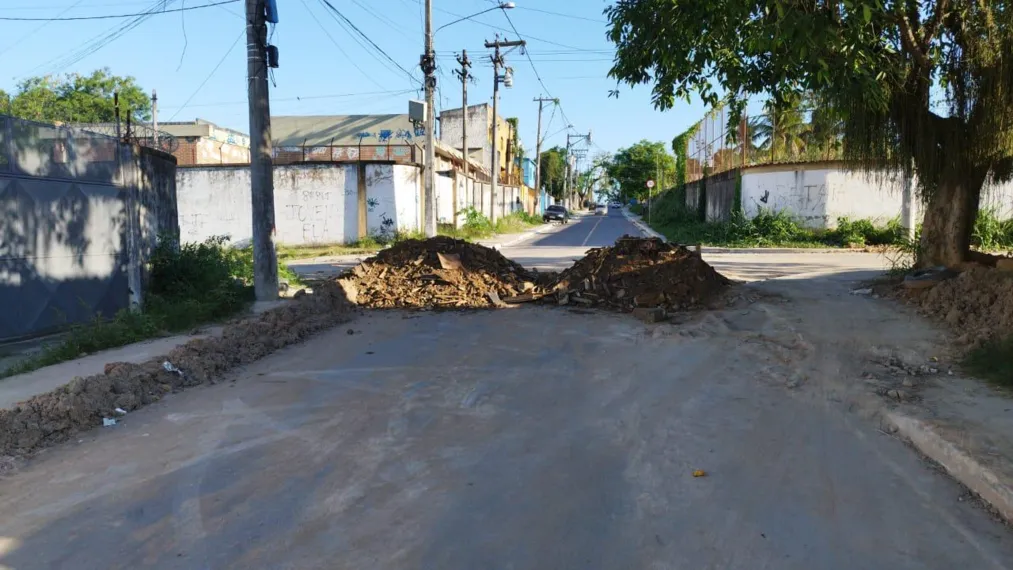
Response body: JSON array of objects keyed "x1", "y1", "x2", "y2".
[{"x1": 543, "y1": 205, "x2": 570, "y2": 224}]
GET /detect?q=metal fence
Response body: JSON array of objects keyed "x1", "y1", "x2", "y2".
[
  {"x1": 272, "y1": 144, "x2": 420, "y2": 165},
  {"x1": 685, "y1": 102, "x2": 844, "y2": 183},
  {"x1": 79, "y1": 120, "x2": 179, "y2": 154},
  {"x1": 0, "y1": 114, "x2": 132, "y2": 340}
]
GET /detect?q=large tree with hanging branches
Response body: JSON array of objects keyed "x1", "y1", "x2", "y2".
[{"x1": 607, "y1": 0, "x2": 1013, "y2": 267}]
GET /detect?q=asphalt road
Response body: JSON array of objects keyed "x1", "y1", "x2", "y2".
[
  {"x1": 530, "y1": 208, "x2": 643, "y2": 248},
  {"x1": 2, "y1": 283, "x2": 1013, "y2": 568}
]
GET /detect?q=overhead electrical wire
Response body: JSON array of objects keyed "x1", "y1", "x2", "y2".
[
  {"x1": 317, "y1": 0, "x2": 420, "y2": 86},
  {"x1": 0, "y1": 0, "x2": 238, "y2": 20},
  {"x1": 299, "y1": 0, "x2": 390, "y2": 91},
  {"x1": 167, "y1": 27, "x2": 244, "y2": 121},
  {"x1": 515, "y1": 6, "x2": 607, "y2": 23}
]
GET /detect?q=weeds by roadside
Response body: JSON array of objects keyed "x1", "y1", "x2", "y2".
[
  {"x1": 1, "y1": 236, "x2": 263, "y2": 378},
  {"x1": 439, "y1": 208, "x2": 542, "y2": 241},
  {"x1": 277, "y1": 237, "x2": 383, "y2": 260},
  {"x1": 964, "y1": 335, "x2": 1013, "y2": 389}
]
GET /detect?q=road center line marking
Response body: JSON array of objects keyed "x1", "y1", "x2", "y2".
[{"x1": 581, "y1": 215, "x2": 605, "y2": 247}]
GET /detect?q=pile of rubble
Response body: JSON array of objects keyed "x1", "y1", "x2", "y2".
[
  {"x1": 548, "y1": 236, "x2": 730, "y2": 311},
  {"x1": 336, "y1": 236, "x2": 549, "y2": 309},
  {"x1": 904, "y1": 265, "x2": 1013, "y2": 346}
]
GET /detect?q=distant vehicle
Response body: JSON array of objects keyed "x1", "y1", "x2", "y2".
[
  {"x1": 595, "y1": 203, "x2": 608, "y2": 216},
  {"x1": 543, "y1": 204, "x2": 570, "y2": 224},
  {"x1": 609, "y1": 201, "x2": 621, "y2": 208}
]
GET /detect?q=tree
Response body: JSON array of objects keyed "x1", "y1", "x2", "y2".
[
  {"x1": 575, "y1": 152, "x2": 614, "y2": 204},
  {"x1": 539, "y1": 146, "x2": 568, "y2": 200},
  {"x1": 606, "y1": 140, "x2": 676, "y2": 201},
  {"x1": 606, "y1": 1, "x2": 1013, "y2": 267},
  {"x1": 2, "y1": 68, "x2": 150, "y2": 123}
]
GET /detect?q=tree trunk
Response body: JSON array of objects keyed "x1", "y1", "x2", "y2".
[{"x1": 917, "y1": 173, "x2": 986, "y2": 268}]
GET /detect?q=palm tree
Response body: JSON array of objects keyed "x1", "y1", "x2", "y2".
[{"x1": 750, "y1": 100, "x2": 809, "y2": 162}]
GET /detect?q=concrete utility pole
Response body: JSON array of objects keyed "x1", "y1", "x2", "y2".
[
  {"x1": 151, "y1": 89, "x2": 158, "y2": 149},
  {"x1": 485, "y1": 36, "x2": 525, "y2": 222},
  {"x1": 532, "y1": 96, "x2": 556, "y2": 199},
  {"x1": 455, "y1": 50, "x2": 471, "y2": 179},
  {"x1": 421, "y1": 0, "x2": 437, "y2": 237},
  {"x1": 565, "y1": 130, "x2": 591, "y2": 209},
  {"x1": 246, "y1": 0, "x2": 278, "y2": 301}
]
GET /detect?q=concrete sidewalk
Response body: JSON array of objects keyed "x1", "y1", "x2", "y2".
[{"x1": 0, "y1": 329, "x2": 221, "y2": 410}]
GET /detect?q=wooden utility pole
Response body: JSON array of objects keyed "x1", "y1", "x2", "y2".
[
  {"x1": 421, "y1": 0, "x2": 437, "y2": 237},
  {"x1": 485, "y1": 36, "x2": 525, "y2": 221},
  {"x1": 533, "y1": 96, "x2": 556, "y2": 201},
  {"x1": 454, "y1": 50, "x2": 471, "y2": 179},
  {"x1": 246, "y1": 0, "x2": 278, "y2": 301}
]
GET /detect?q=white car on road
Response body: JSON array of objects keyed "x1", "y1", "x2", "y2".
[{"x1": 594, "y1": 204, "x2": 608, "y2": 216}]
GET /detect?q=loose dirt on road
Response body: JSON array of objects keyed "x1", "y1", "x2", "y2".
[
  {"x1": 336, "y1": 236, "x2": 549, "y2": 309},
  {"x1": 553, "y1": 236, "x2": 730, "y2": 311},
  {"x1": 0, "y1": 282, "x2": 353, "y2": 461},
  {"x1": 336, "y1": 236, "x2": 731, "y2": 313},
  {"x1": 893, "y1": 265, "x2": 1013, "y2": 347}
]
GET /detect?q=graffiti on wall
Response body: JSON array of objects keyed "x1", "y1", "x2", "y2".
[{"x1": 281, "y1": 189, "x2": 344, "y2": 243}]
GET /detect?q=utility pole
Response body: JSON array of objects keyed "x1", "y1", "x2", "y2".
[
  {"x1": 533, "y1": 96, "x2": 556, "y2": 202},
  {"x1": 421, "y1": 0, "x2": 437, "y2": 237},
  {"x1": 485, "y1": 36, "x2": 525, "y2": 222},
  {"x1": 455, "y1": 50, "x2": 471, "y2": 179},
  {"x1": 565, "y1": 130, "x2": 591, "y2": 209},
  {"x1": 246, "y1": 0, "x2": 278, "y2": 301},
  {"x1": 151, "y1": 89, "x2": 158, "y2": 149}
]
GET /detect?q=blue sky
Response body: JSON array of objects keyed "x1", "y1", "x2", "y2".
[{"x1": 0, "y1": 0, "x2": 715, "y2": 158}]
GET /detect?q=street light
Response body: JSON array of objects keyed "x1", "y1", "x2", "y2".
[{"x1": 435, "y1": 3, "x2": 515, "y2": 34}]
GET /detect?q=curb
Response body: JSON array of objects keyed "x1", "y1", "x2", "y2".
[
  {"x1": 621, "y1": 208, "x2": 667, "y2": 242},
  {"x1": 887, "y1": 411, "x2": 1013, "y2": 523}
]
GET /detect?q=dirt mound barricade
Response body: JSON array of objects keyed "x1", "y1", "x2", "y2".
[
  {"x1": 549, "y1": 236, "x2": 730, "y2": 311},
  {"x1": 904, "y1": 265, "x2": 1013, "y2": 346},
  {"x1": 0, "y1": 283, "x2": 353, "y2": 459},
  {"x1": 336, "y1": 236, "x2": 547, "y2": 309}
]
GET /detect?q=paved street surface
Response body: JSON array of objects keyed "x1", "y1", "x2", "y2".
[{"x1": 1, "y1": 211, "x2": 1009, "y2": 569}]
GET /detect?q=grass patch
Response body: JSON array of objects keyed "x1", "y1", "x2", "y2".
[
  {"x1": 277, "y1": 237, "x2": 383, "y2": 260},
  {"x1": 972, "y1": 207, "x2": 1013, "y2": 253},
  {"x1": 964, "y1": 335, "x2": 1013, "y2": 389},
  {"x1": 438, "y1": 208, "x2": 542, "y2": 241}
]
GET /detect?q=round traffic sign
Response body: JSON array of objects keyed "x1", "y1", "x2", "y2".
[{"x1": 646, "y1": 180, "x2": 655, "y2": 188}]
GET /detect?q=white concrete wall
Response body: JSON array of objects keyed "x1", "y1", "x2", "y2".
[
  {"x1": 741, "y1": 163, "x2": 1013, "y2": 228},
  {"x1": 435, "y1": 173, "x2": 455, "y2": 224},
  {"x1": 741, "y1": 165, "x2": 906, "y2": 228},
  {"x1": 178, "y1": 163, "x2": 421, "y2": 245}
]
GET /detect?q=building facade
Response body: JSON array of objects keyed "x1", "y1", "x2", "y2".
[{"x1": 439, "y1": 103, "x2": 519, "y2": 185}]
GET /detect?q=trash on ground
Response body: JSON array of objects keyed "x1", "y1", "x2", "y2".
[
  {"x1": 102, "y1": 418, "x2": 117, "y2": 427},
  {"x1": 163, "y1": 361, "x2": 184, "y2": 376},
  {"x1": 692, "y1": 469, "x2": 707, "y2": 477},
  {"x1": 114, "y1": 408, "x2": 127, "y2": 415},
  {"x1": 850, "y1": 288, "x2": 873, "y2": 296}
]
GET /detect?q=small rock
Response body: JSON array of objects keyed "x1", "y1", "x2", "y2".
[
  {"x1": 887, "y1": 389, "x2": 900, "y2": 400},
  {"x1": 850, "y1": 288, "x2": 873, "y2": 296},
  {"x1": 632, "y1": 307, "x2": 667, "y2": 324},
  {"x1": 346, "y1": 328, "x2": 355, "y2": 335},
  {"x1": 902, "y1": 378, "x2": 915, "y2": 388}
]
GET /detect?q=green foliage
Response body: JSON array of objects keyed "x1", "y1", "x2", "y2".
[
  {"x1": 606, "y1": 140, "x2": 676, "y2": 200},
  {"x1": 671, "y1": 124, "x2": 698, "y2": 187},
  {"x1": 606, "y1": 0, "x2": 1013, "y2": 265},
  {"x1": 2, "y1": 68, "x2": 151, "y2": 123},
  {"x1": 539, "y1": 146, "x2": 567, "y2": 199},
  {"x1": 506, "y1": 117, "x2": 524, "y2": 161},
  {"x1": 964, "y1": 335, "x2": 1013, "y2": 389},
  {"x1": 643, "y1": 189, "x2": 912, "y2": 249},
  {"x1": 972, "y1": 208, "x2": 1013, "y2": 252},
  {"x1": 438, "y1": 208, "x2": 541, "y2": 240}
]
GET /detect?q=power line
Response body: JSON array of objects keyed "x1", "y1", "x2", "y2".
[
  {"x1": 515, "y1": 6, "x2": 607, "y2": 23},
  {"x1": 161, "y1": 88, "x2": 416, "y2": 110},
  {"x1": 0, "y1": 0, "x2": 86, "y2": 57},
  {"x1": 167, "y1": 27, "x2": 243, "y2": 121},
  {"x1": 317, "y1": 0, "x2": 420, "y2": 85},
  {"x1": 0, "y1": 0, "x2": 238, "y2": 20},
  {"x1": 298, "y1": 0, "x2": 390, "y2": 91}
]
